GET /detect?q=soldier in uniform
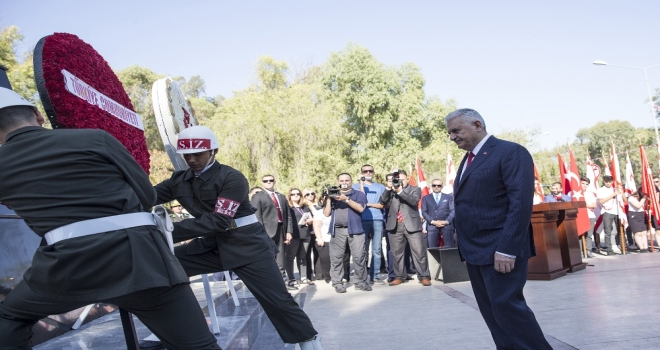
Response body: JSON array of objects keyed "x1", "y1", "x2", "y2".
[
  {"x1": 151, "y1": 126, "x2": 323, "y2": 350},
  {"x1": 0, "y1": 88, "x2": 219, "y2": 349},
  {"x1": 169, "y1": 199, "x2": 190, "y2": 222}
]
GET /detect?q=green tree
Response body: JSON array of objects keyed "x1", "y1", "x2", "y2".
[
  {"x1": 207, "y1": 56, "x2": 347, "y2": 189},
  {"x1": 1, "y1": 25, "x2": 45, "y2": 122},
  {"x1": 116, "y1": 65, "x2": 164, "y2": 150},
  {"x1": 322, "y1": 43, "x2": 456, "y2": 175},
  {"x1": 256, "y1": 55, "x2": 289, "y2": 90},
  {"x1": 182, "y1": 75, "x2": 206, "y2": 98}
]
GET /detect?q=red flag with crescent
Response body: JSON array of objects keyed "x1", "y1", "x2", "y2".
[{"x1": 569, "y1": 149, "x2": 592, "y2": 235}]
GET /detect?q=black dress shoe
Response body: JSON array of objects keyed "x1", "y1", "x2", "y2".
[
  {"x1": 138, "y1": 340, "x2": 165, "y2": 349},
  {"x1": 387, "y1": 277, "x2": 395, "y2": 283}
]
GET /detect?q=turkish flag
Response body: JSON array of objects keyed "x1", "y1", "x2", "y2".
[
  {"x1": 641, "y1": 145, "x2": 660, "y2": 221},
  {"x1": 568, "y1": 149, "x2": 592, "y2": 235},
  {"x1": 534, "y1": 163, "x2": 544, "y2": 197},
  {"x1": 558, "y1": 153, "x2": 568, "y2": 192},
  {"x1": 415, "y1": 156, "x2": 429, "y2": 210}
]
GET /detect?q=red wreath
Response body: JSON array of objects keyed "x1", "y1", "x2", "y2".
[{"x1": 33, "y1": 33, "x2": 150, "y2": 173}]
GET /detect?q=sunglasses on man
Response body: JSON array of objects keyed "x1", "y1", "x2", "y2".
[
  {"x1": 262, "y1": 179, "x2": 275, "y2": 183},
  {"x1": 432, "y1": 184, "x2": 443, "y2": 188}
]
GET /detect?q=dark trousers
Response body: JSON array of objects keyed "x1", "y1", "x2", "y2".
[
  {"x1": 272, "y1": 223, "x2": 287, "y2": 277},
  {"x1": 390, "y1": 222, "x2": 430, "y2": 280},
  {"x1": 329, "y1": 228, "x2": 368, "y2": 286},
  {"x1": 315, "y1": 241, "x2": 331, "y2": 282},
  {"x1": 466, "y1": 260, "x2": 551, "y2": 350},
  {"x1": 385, "y1": 230, "x2": 411, "y2": 279},
  {"x1": 343, "y1": 240, "x2": 351, "y2": 280},
  {"x1": 427, "y1": 226, "x2": 455, "y2": 248},
  {"x1": 306, "y1": 239, "x2": 320, "y2": 280},
  {"x1": 175, "y1": 248, "x2": 317, "y2": 344},
  {"x1": 581, "y1": 218, "x2": 596, "y2": 253},
  {"x1": 285, "y1": 238, "x2": 310, "y2": 282},
  {"x1": 603, "y1": 212, "x2": 617, "y2": 251},
  {"x1": 0, "y1": 282, "x2": 219, "y2": 350}
]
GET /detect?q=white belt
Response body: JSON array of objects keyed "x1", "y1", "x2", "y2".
[
  {"x1": 229, "y1": 214, "x2": 258, "y2": 229},
  {"x1": 44, "y1": 213, "x2": 155, "y2": 245}
]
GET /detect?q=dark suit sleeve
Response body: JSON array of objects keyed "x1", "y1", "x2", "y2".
[
  {"x1": 446, "y1": 194, "x2": 455, "y2": 223},
  {"x1": 398, "y1": 186, "x2": 421, "y2": 207},
  {"x1": 496, "y1": 145, "x2": 535, "y2": 256},
  {"x1": 380, "y1": 189, "x2": 393, "y2": 206},
  {"x1": 421, "y1": 195, "x2": 433, "y2": 223},
  {"x1": 251, "y1": 193, "x2": 264, "y2": 224},
  {"x1": 283, "y1": 197, "x2": 294, "y2": 233},
  {"x1": 102, "y1": 132, "x2": 156, "y2": 211}
]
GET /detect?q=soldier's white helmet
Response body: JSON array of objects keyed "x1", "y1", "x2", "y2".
[
  {"x1": 0, "y1": 88, "x2": 35, "y2": 111},
  {"x1": 176, "y1": 126, "x2": 219, "y2": 154}
]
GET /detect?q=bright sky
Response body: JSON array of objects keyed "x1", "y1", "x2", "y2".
[{"x1": 3, "y1": 1, "x2": 660, "y2": 150}]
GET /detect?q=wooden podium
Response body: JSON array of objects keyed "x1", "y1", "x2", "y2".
[
  {"x1": 556, "y1": 202, "x2": 588, "y2": 273},
  {"x1": 528, "y1": 202, "x2": 587, "y2": 280}
]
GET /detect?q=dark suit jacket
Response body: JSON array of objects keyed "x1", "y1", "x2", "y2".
[
  {"x1": 421, "y1": 192, "x2": 455, "y2": 235},
  {"x1": 380, "y1": 185, "x2": 422, "y2": 232},
  {"x1": 453, "y1": 136, "x2": 536, "y2": 265},
  {"x1": 251, "y1": 189, "x2": 293, "y2": 238}
]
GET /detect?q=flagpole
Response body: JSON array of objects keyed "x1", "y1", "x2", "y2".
[{"x1": 646, "y1": 199, "x2": 655, "y2": 253}]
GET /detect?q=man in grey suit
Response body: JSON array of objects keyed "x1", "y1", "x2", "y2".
[
  {"x1": 380, "y1": 170, "x2": 432, "y2": 286},
  {"x1": 447, "y1": 108, "x2": 551, "y2": 349},
  {"x1": 251, "y1": 175, "x2": 293, "y2": 278},
  {"x1": 421, "y1": 179, "x2": 455, "y2": 248}
]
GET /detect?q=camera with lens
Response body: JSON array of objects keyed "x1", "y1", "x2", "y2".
[
  {"x1": 324, "y1": 184, "x2": 341, "y2": 197},
  {"x1": 391, "y1": 169, "x2": 401, "y2": 188},
  {"x1": 360, "y1": 176, "x2": 366, "y2": 181}
]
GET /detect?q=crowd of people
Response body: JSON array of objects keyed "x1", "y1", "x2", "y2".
[
  {"x1": 534, "y1": 175, "x2": 660, "y2": 257},
  {"x1": 189, "y1": 165, "x2": 458, "y2": 293}
]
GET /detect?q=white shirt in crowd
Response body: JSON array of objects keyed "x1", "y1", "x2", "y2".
[
  {"x1": 583, "y1": 190, "x2": 597, "y2": 219},
  {"x1": 311, "y1": 206, "x2": 331, "y2": 243},
  {"x1": 596, "y1": 186, "x2": 619, "y2": 215}
]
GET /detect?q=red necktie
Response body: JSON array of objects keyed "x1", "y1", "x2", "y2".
[
  {"x1": 397, "y1": 210, "x2": 403, "y2": 222},
  {"x1": 466, "y1": 152, "x2": 475, "y2": 169},
  {"x1": 271, "y1": 192, "x2": 283, "y2": 222}
]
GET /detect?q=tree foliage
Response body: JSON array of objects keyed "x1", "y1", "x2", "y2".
[{"x1": 322, "y1": 43, "x2": 456, "y2": 177}]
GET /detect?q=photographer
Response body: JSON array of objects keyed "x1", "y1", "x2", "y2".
[
  {"x1": 380, "y1": 170, "x2": 432, "y2": 287},
  {"x1": 323, "y1": 173, "x2": 371, "y2": 293}
]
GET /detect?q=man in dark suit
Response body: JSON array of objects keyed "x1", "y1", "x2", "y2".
[
  {"x1": 251, "y1": 175, "x2": 294, "y2": 278},
  {"x1": 380, "y1": 170, "x2": 432, "y2": 287},
  {"x1": 421, "y1": 178, "x2": 455, "y2": 248},
  {"x1": 447, "y1": 108, "x2": 551, "y2": 349}
]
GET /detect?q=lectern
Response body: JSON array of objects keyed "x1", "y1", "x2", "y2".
[{"x1": 528, "y1": 202, "x2": 587, "y2": 280}]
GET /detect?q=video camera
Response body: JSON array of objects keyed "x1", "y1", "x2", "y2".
[
  {"x1": 391, "y1": 169, "x2": 401, "y2": 188},
  {"x1": 324, "y1": 184, "x2": 341, "y2": 197}
]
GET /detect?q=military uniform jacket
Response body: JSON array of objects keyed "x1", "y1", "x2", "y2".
[
  {"x1": 170, "y1": 212, "x2": 190, "y2": 223},
  {"x1": 0, "y1": 127, "x2": 188, "y2": 301},
  {"x1": 154, "y1": 162, "x2": 276, "y2": 270}
]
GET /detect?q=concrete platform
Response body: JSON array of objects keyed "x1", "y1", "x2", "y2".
[{"x1": 35, "y1": 252, "x2": 660, "y2": 349}]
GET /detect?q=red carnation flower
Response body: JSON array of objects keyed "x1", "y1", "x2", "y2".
[{"x1": 33, "y1": 33, "x2": 150, "y2": 173}]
